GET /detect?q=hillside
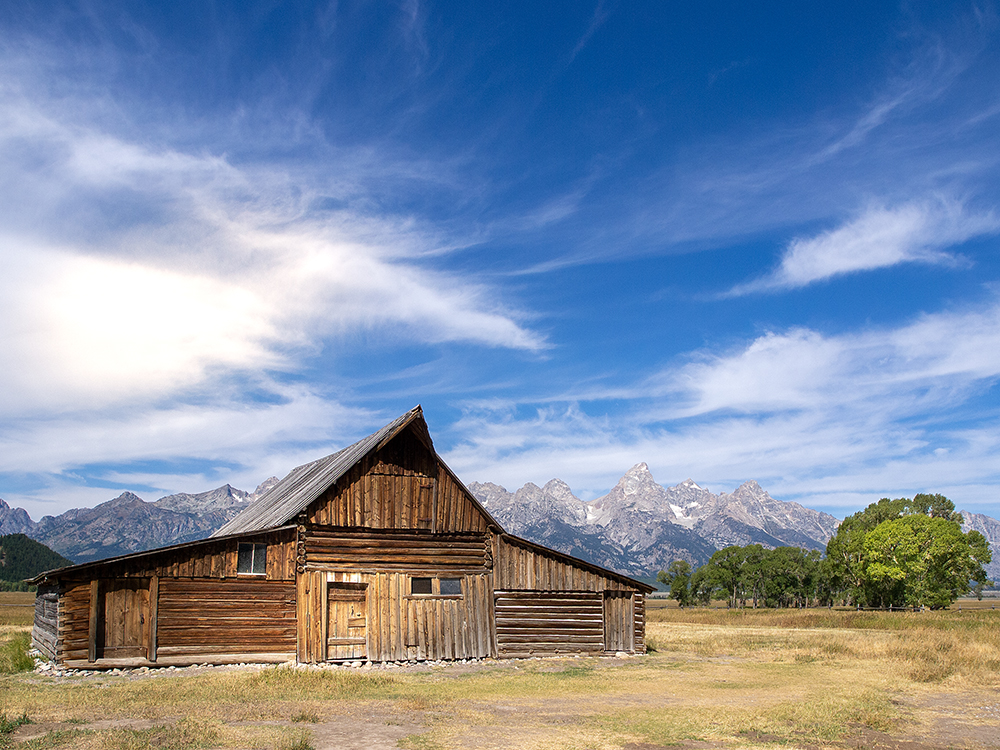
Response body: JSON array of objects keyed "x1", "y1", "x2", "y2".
[{"x1": 0, "y1": 533, "x2": 73, "y2": 583}]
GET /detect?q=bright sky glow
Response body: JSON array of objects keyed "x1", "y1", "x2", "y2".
[{"x1": 2, "y1": 1, "x2": 1000, "y2": 521}]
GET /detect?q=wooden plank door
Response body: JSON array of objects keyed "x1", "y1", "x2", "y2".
[
  {"x1": 326, "y1": 583, "x2": 368, "y2": 660},
  {"x1": 602, "y1": 591, "x2": 635, "y2": 653},
  {"x1": 98, "y1": 579, "x2": 150, "y2": 659}
]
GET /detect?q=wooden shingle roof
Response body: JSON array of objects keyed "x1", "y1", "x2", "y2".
[{"x1": 213, "y1": 405, "x2": 428, "y2": 537}]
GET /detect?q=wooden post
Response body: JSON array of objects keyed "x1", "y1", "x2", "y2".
[
  {"x1": 320, "y1": 574, "x2": 329, "y2": 663},
  {"x1": 148, "y1": 576, "x2": 159, "y2": 662},
  {"x1": 88, "y1": 579, "x2": 99, "y2": 663}
]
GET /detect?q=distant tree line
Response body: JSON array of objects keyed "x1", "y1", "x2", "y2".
[{"x1": 658, "y1": 494, "x2": 992, "y2": 610}]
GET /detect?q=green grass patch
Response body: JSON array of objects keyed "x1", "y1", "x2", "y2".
[{"x1": 0, "y1": 631, "x2": 33, "y2": 674}]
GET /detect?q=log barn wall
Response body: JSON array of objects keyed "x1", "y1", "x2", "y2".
[
  {"x1": 52, "y1": 529, "x2": 297, "y2": 668},
  {"x1": 493, "y1": 534, "x2": 634, "y2": 592},
  {"x1": 494, "y1": 591, "x2": 604, "y2": 657},
  {"x1": 634, "y1": 593, "x2": 646, "y2": 652},
  {"x1": 32, "y1": 407, "x2": 652, "y2": 668},
  {"x1": 155, "y1": 579, "x2": 296, "y2": 663},
  {"x1": 493, "y1": 534, "x2": 648, "y2": 656},
  {"x1": 32, "y1": 584, "x2": 59, "y2": 661}
]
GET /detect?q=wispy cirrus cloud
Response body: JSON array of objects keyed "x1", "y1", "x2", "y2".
[
  {"x1": 0, "y1": 80, "x2": 546, "y2": 417},
  {"x1": 726, "y1": 199, "x2": 998, "y2": 295}
]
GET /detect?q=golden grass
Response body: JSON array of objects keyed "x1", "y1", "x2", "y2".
[
  {"x1": 646, "y1": 605, "x2": 1000, "y2": 684},
  {"x1": 0, "y1": 592, "x2": 35, "y2": 634},
  {"x1": 2, "y1": 601, "x2": 998, "y2": 749}
]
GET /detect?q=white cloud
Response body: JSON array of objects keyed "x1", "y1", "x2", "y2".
[
  {"x1": 730, "y1": 200, "x2": 998, "y2": 294},
  {"x1": 0, "y1": 87, "x2": 545, "y2": 418},
  {"x1": 445, "y1": 300, "x2": 1000, "y2": 518}
]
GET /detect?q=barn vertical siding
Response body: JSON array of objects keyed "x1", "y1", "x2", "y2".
[
  {"x1": 304, "y1": 430, "x2": 490, "y2": 534},
  {"x1": 298, "y1": 527, "x2": 492, "y2": 662}
]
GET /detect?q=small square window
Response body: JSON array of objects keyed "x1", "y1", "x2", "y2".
[
  {"x1": 440, "y1": 578, "x2": 462, "y2": 596},
  {"x1": 237, "y1": 543, "x2": 267, "y2": 575},
  {"x1": 410, "y1": 577, "x2": 432, "y2": 595}
]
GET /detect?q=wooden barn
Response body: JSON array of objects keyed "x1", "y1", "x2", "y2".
[{"x1": 31, "y1": 406, "x2": 652, "y2": 668}]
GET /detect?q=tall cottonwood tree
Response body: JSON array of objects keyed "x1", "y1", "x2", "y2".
[{"x1": 825, "y1": 494, "x2": 991, "y2": 608}]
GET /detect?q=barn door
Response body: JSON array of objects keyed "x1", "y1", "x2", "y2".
[
  {"x1": 603, "y1": 591, "x2": 635, "y2": 653},
  {"x1": 326, "y1": 582, "x2": 368, "y2": 660},
  {"x1": 98, "y1": 579, "x2": 150, "y2": 659}
]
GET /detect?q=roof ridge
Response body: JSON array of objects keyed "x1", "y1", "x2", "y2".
[{"x1": 212, "y1": 406, "x2": 423, "y2": 537}]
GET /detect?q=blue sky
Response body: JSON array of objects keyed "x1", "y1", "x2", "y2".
[{"x1": 3, "y1": 1, "x2": 1000, "y2": 521}]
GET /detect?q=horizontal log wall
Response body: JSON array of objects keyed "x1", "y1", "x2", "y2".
[
  {"x1": 494, "y1": 535, "x2": 634, "y2": 592},
  {"x1": 298, "y1": 569, "x2": 493, "y2": 663},
  {"x1": 495, "y1": 591, "x2": 604, "y2": 657},
  {"x1": 58, "y1": 580, "x2": 94, "y2": 663},
  {"x1": 301, "y1": 529, "x2": 488, "y2": 573},
  {"x1": 305, "y1": 429, "x2": 490, "y2": 534},
  {"x1": 32, "y1": 585, "x2": 59, "y2": 661},
  {"x1": 156, "y1": 579, "x2": 296, "y2": 659}
]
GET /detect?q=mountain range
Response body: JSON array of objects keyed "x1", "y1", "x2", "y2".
[
  {"x1": 468, "y1": 463, "x2": 842, "y2": 577},
  {"x1": 0, "y1": 479, "x2": 277, "y2": 564},
  {"x1": 1, "y1": 465, "x2": 998, "y2": 583}
]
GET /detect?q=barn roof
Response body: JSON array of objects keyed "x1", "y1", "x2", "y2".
[{"x1": 212, "y1": 405, "x2": 491, "y2": 537}]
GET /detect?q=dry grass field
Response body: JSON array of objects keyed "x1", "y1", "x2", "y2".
[{"x1": 2, "y1": 590, "x2": 999, "y2": 750}]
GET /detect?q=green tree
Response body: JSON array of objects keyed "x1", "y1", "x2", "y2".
[
  {"x1": 759, "y1": 547, "x2": 822, "y2": 607},
  {"x1": 700, "y1": 546, "x2": 747, "y2": 608},
  {"x1": 657, "y1": 560, "x2": 693, "y2": 606},
  {"x1": 689, "y1": 565, "x2": 714, "y2": 605},
  {"x1": 825, "y1": 494, "x2": 991, "y2": 608}
]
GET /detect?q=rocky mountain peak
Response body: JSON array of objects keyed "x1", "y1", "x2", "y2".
[
  {"x1": 0, "y1": 498, "x2": 36, "y2": 536},
  {"x1": 107, "y1": 492, "x2": 145, "y2": 508},
  {"x1": 253, "y1": 477, "x2": 280, "y2": 497},
  {"x1": 618, "y1": 462, "x2": 654, "y2": 495},
  {"x1": 542, "y1": 478, "x2": 579, "y2": 505},
  {"x1": 735, "y1": 479, "x2": 764, "y2": 494}
]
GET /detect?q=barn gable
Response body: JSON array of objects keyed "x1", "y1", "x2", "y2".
[{"x1": 215, "y1": 405, "x2": 496, "y2": 537}]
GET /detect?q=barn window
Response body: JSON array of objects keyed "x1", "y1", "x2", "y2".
[
  {"x1": 409, "y1": 576, "x2": 463, "y2": 597},
  {"x1": 237, "y1": 543, "x2": 267, "y2": 575}
]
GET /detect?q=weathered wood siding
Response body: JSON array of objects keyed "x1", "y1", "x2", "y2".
[
  {"x1": 493, "y1": 535, "x2": 648, "y2": 655},
  {"x1": 494, "y1": 591, "x2": 604, "y2": 657},
  {"x1": 58, "y1": 579, "x2": 95, "y2": 663},
  {"x1": 299, "y1": 528, "x2": 487, "y2": 573},
  {"x1": 305, "y1": 429, "x2": 490, "y2": 533},
  {"x1": 156, "y1": 579, "x2": 296, "y2": 661},
  {"x1": 297, "y1": 568, "x2": 494, "y2": 663},
  {"x1": 52, "y1": 529, "x2": 296, "y2": 667},
  {"x1": 32, "y1": 584, "x2": 59, "y2": 660},
  {"x1": 634, "y1": 593, "x2": 646, "y2": 653},
  {"x1": 602, "y1": 590, "x2": 635, "y2": 653},
  {"x1": 63, "y1": 530, "x2": 296, "y2": 582},
  {"x1": 494, "y1": 535, "x2": 634, "y2": 592}
]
